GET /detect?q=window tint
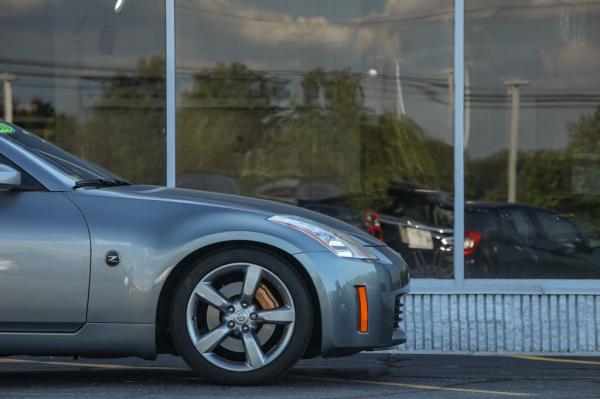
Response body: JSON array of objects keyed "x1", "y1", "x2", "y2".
[
  {"x1": 0, "y1": 154, "x2": 45, "y2": 190},
  {"x1": 465, "y1": 209, "x2": 496, "y2": 232},
  {"x1": 535, "y1": 211, "x2": 580, "y2": 243},
  {"x1": 504, "y1": 209, "x2": 537, "y2": 242}
]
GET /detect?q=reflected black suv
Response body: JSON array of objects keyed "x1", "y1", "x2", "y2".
[
  {"x1": 464, "y1": 203, "x2": 600, "y2": 279},
  {"x1": 372, "y1": 182, "x2": 600, "y2": 279}
]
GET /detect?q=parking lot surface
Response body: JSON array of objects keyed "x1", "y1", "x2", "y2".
[{"x1": 0, "y1": 353, "x2": 598, "y2": 398}]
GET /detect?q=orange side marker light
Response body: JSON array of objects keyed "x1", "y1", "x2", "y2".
[{"x1": 356, "y1": 285, "x2": 368, "y2": 333}]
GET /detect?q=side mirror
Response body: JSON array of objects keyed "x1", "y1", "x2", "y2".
[{"x1": 0, "y1": 164, "x2": 21, "y2": 189}]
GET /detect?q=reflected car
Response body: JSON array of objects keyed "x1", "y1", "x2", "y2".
[
  {"x1": 0, "y1": 121, "x2": 409, "y2": 385},
  {"x1": 373, "y1": 182, "x2": 454, "y2": 278},
  {"x1": 464, "y1": 203, "x2": 600, "y2": 279},
  {"x1": 370, "y1": 181, "x2": 600, "y2": 279}
]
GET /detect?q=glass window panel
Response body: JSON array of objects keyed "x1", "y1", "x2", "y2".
[
  {"x1": 175, "y1": 0, "x2": 455, "y2": 278},
  {"x1": 0, "y1": 0, "x2": 166, "y2": 185},
  {"x1": 465, "y1": 0, "x2": 600, "y2": 279}
]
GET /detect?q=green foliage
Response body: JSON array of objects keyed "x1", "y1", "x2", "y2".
[
  {"x1": 177, "y1": 62, "x2": 452, "y2": 209},
  {"x1": 466, "y1": 105, "x2": 600, "y2": 234},
  {"x1": 78, "y1": 56, "x2": 166, "y2": 184}
]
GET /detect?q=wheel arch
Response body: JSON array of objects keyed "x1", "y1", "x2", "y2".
[{"x1": 155, "y1": 240, "x2": 322, "y2": 358}]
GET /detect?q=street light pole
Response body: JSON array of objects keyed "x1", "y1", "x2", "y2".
[
  {"x1": 504, "y1": 79, "x2": 529, "y2": 203},
  {"x1": 0, "y1": 73, "x2": 16, "y2": 122}
]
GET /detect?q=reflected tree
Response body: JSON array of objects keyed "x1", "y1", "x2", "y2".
[
  {"x1": 78, "y1": 56, "x2": 166, "y2": 184},
  {"x1": 177, "y1": 62, "x2": 452, "y2": 212}
]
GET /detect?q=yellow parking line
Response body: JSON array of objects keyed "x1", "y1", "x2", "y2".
[
  {"x1": 513, "y1": 355, "x2": 600, "y2": 366},
  {"x1": 0, "y1": 358, "x2": 535, "y2": 396},
  {"x1": 288, "y1": 375, "x2": 535, "y2": 397},
  {"x1": 0, "y1": 358, "x2": 186, "y2": 371}
]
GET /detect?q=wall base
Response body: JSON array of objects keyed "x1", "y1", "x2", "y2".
[{"x1": 395, "y1": 294, "x2": 600, "y2": 353}]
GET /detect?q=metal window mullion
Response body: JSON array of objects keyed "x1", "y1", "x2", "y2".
[
  {"x1": 453, "y1": 0, "x2": 465, "y2": 288},
  {"x1": 166, "y1": 0, "x2": 176, "y2": 188}
]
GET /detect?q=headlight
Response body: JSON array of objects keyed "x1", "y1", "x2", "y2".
[{"x1": 268, "y1": 215, "x2": 377, "y2": 260}]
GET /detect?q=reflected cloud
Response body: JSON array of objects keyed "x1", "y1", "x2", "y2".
[{"x1": 0, "y1": 259, "x2": 17, "y2": 272}]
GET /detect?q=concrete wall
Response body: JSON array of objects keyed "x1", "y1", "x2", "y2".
[{"x1": 396, "y1": 294, "x2": 600, "y2": 354}]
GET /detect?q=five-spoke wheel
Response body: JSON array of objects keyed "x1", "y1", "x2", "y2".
[{"x1": 171, "y1": 247, "x2": 312, "y2": 385}]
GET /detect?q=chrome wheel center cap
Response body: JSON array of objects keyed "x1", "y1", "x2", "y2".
[{"x1": 234, "y1": 309, "x2": 249, "y2": 324}]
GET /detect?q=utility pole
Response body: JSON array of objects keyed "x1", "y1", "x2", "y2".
[
  {"x1": 0, "y1": 73, "x2": 16, "y2": 122},
  {"x1": 504, "y1": 79, "x2": 529, "y2": 203}
]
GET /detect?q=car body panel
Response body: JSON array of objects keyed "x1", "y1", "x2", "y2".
[
  {"x1": 64, "y1": 187, "x2": 326, "y2": 323},
  {"x1": 0, "y1": 191, "x2": 90, "y2": 328},
  {"x1": 295, "y1": 245, "x2": 409, "y2": 356},
  {"x1": 0, "y1": 323, "x2": 156, "y2": 359}
]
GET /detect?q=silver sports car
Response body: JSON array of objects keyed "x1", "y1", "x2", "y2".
[{"x1": 0, "y1": 121, "x2": 409, "y2": 385}]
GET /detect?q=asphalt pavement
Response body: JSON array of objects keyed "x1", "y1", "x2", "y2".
[{"x1": 0, "y1": 353, "x2": 598, "y2": 398}]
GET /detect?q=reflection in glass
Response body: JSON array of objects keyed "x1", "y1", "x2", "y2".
[
  {"x1": 176, "y1": 0, "x2": 455, "y2": 278},
  {"x1": 0, "y1": 0, "x2": 166, "y2": 184},
  {"x1": 465, "y1": 0, "x2": 600, "y2": 278}
]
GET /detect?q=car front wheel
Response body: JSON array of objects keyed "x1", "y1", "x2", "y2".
[{"x1": 170, "y1": 247, "x2": 313, "y2": 385}]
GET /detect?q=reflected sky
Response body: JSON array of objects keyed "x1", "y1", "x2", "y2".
[
  {"x1": 1, "y1": 1, "x2": 600, "y2": 160},
  {"x1": 176, "y1": 0, "x2": 454, "y2": 144}
]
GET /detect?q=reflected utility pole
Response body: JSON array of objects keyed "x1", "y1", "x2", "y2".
[
  {"x1": 504, "y1": 79, "x2": 529, "y2": 203},
  {"x1": 0, "y1": 73, "x2": 16, "y2": 122},
  {"x1": 394, "y1": 58, "x2": 406, "y2": 117},
  {"x1": 446, "y1": 67, "x2": 471, "y2": 150}
]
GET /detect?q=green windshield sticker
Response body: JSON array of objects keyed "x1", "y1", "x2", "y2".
[{"x1": 0, "y1": 123, "x2": 15, "y2": 134}]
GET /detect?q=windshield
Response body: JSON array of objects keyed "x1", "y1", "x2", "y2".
[{"x1": 1, "y1": 124, "x2": 123, "y2": 183}]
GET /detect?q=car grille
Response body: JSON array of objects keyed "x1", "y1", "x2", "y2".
[{"x1": 393, "y1": 294, "x2": 405, "y2": 330}]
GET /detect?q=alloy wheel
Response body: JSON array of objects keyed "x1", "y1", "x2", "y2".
[{"x1": 186, "y1": 262, "x2": 296, "y2": 372}]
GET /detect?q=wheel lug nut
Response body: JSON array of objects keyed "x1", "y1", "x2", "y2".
[
  {"x1": 242, "y1": 325, "x2": 249, "y2": 332},
  {"x1": 227, "y1": 306, "x2": 235, "y2": 314},
  {"x1": 241, "y1": 302, "x2": 248, "y2": 309},
  {"x1": 250, "y1": 313, "x2": 257, "y2": 320},
  {"x1": 227, "y1": 321, "x2": 235, "y2": 329}
]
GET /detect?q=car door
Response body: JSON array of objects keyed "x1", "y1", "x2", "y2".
[{"x1": 0, "y1": 154, "x2": 90, "y2": 332}]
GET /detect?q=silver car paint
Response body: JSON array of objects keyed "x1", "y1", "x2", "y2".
[
  {"x1": 0, "y1": 191, "x2": 90, "y2": 327},
  {"x1": 0, "y1": 131, "x2": 409, "y2": 359},
  {"x1": 65, "y1": 186, "x2": 327, "y2": 324}
]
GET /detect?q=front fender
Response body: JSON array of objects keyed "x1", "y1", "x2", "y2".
[{"x1": 70, "y1": 191, "x2": 325, "y2": 324}]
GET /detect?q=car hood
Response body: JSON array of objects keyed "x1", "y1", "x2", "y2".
[{"x1": 103, "y1": 185, "x2": 385, "y2": 247}]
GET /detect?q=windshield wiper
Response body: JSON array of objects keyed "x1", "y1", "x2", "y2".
[{"x1": 73, "y1": 178, "x2": 132, "y2": 189}]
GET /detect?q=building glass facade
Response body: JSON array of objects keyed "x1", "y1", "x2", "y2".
[
  {"x1": 175, "y1": 0, "x2": 455, "y2": 278},
  {"x1": 465, "y1": 1, "x2": 600, "y2": 279},
  {"x1": 2, "y1": 0, "x2": 600, "y2": 291}
]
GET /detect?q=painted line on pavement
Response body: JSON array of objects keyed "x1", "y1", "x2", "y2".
[
  {"x1": 0, "y1": 358, "x2": 535, "y2": 396},
  {"x1": 0, "y1": 358, "x2": 186, "y2": 371},
  {"x1": 512, "y1": 355, "x2": 600, "y2": 366},
  {"x1": 288, "y1": 375, "x2": 535, "y2": 397}
]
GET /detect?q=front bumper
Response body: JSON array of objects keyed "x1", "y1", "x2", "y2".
[{"x1": 294, "y1": 245, "x2": 410, "y2": 357}]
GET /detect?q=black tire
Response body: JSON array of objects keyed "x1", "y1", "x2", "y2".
[{"x1": 170, "y1": 246, "x2": 313, "y2": 385}]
